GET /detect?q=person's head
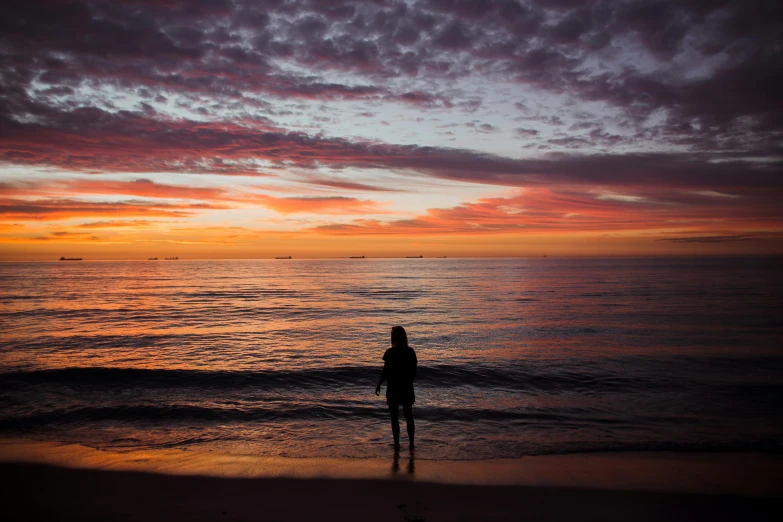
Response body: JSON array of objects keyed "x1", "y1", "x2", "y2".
[{"x1": 391, "y1": 325, "x2": 408, "y2": 348}]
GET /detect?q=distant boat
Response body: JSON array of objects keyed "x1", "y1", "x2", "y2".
[
  {"x1": 165, "y1": 257, "x2": 178, "y2": 260},
  {"x1": 437, "y1": 256, "x2": 447, "y2": 258},
  {"x1": 349, "y1": 255, "x2": 365, "y2": 259},
  {"x1": 406, "y1": 255, "x2": 423, "y2": 258},
  {"x1": 148, "y1": 257, "x2": 158, "y2": 260},
  {"x1": 275, "y1": 256, "x2": 292, "y2": 259},
  {"x1": 59, "y1": 257, "x2": 82, "y2": 261}
]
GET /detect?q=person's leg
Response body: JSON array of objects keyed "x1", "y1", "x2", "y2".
[
  {"x1": 388, "y1": 404, "x2": 400, "y2": 449},
  {"x1": 402, "y1": 403, "x2": 415, "y2": 449}
]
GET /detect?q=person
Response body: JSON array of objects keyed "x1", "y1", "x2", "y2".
[{"x1": 375, "y1": 325, "x2": 418, "y2": 451}]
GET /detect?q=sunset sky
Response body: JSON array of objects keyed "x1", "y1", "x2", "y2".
[{"x1": 1, "y1": 0, "x2": 781, "y2": 259}]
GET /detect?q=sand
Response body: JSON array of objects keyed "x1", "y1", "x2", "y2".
[{"x1": 1, "y1": 439, "x2": 781, "y2": 521}]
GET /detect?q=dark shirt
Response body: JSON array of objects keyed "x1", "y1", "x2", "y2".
[{"x1": 383, "y1": 346, "x2": 418, "y2": 405}]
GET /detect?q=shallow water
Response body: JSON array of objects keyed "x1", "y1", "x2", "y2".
[{"x1": 1, "y1": 257, "x2": 781, "y2": 459}]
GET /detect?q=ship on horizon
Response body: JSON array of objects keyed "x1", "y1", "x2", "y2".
[
  {"x1": 406, "y1": 255, "x2": 423, "y2": 258},
  {"x1": 275, "y1": 256, "x2": 292, "y2": 259},
  {"x1": 349, "y1": 255, "x2": 365, "y2": 259},
  {"x1": 59, "y1": 257, "x2": 82, "y2": 261}
]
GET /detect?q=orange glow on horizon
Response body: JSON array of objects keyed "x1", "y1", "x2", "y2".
[
  {"x1": 3, "y1": 227, "x2": 782, "y2": 261},
  {"x1": 2, "y1": 182, "x2": 781, "y2": 260}
]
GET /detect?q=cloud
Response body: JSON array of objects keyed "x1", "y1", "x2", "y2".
[
  {"x1": 466, "y1": 122, "x2": 500, "y2": 133},
  {"x1": 1, "y1": 0, "x2": 780, "y2": 179},
  {"x1": 251, "y1": 195, "x2": 382, "y2": 215},
  {"x1": 0, "y1": 175, "x2": 398, "y2": 218},
  {"x1": 0, "y1": 0, "x2": 467, "y2": 116},
  {"x1": 0, "y1": 198, "x2": 226, "y2": 221},
  {"x1": 514, "y1": 128, "x2": 539, "y2": 138},
  {"x1": 74, "y1": 220, "x2": 161, "y2": 229},
  {"x1": 595, "y1": 193, "x2": 655, "y2": 204},
  {"x1": 2, "y1": 106, "x2": 780, "y2": 192},
  {"x1": 31, "y1": 231, "x2": 100, "y2": 242},
  {"x1": 1, "y1": 178, "x2": 228, "y2": 199},
  {"x1": 0, "y1": 223, "x2": 24, "y2": 232},
  {"x1": 291, "y1": 175, "x2": 397, "y2": 192},
  {"x1": 658, "y1": 234, "x2": 771, "y2": 244},
  {"x1": 312, "y1": 187, "x2": 781, "y2": 236},
  {"x1": 691, "y1": 191, "x2": 741, "y2": 199},
  {"x1": 2, "y1": 1, "x2": 778, "y2": 136}
]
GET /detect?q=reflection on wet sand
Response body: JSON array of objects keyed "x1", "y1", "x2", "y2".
[
  {"x1": 391, "y1": 450, "x2": 415, "y2": 477},
  {"x1": 2, "y1": 439, "x2": 782, "y2": 497}
]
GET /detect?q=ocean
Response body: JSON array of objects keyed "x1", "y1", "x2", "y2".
[{"x1": 1, "y1": 257, "x2": 781, "y2": 459}]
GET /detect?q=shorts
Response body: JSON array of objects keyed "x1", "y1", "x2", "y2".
[{"x1": 386, "y1": 388, "x2": 415, "y2": 407}]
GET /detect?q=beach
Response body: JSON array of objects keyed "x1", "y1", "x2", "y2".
[
  {"x1": 2, "y1": 0, "x2": 782, "y2": 516},
  {"x1": 2, "y1": 439, "x2": 782, "y2": 521}
]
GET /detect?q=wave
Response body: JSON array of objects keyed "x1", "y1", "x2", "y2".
[
  {"x1": 2, "y1": 357, "x2": 782, "y2": 396},
  {"x1": 0, "y1": 402, "x2": 689, "y2": 426},
  {"x1": 0, "y1": 364, "x2": 656, "y2": 393}
]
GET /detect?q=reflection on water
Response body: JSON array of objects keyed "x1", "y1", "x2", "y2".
[{"x1": 0, "y1": 257, "x2": 782, "y2": 459}]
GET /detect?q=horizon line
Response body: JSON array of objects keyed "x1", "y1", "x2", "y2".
[{"x1": 2, "y1": 253, "x2": 782, "y2": 263}]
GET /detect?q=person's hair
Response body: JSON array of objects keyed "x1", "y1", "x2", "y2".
[{"x1": 391, "y1": 325, "x2": 409, "y2": 348}]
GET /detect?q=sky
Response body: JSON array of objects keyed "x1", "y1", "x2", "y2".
[{"x1": 1, "y1": 0, "x2": 781, "y2": 260}]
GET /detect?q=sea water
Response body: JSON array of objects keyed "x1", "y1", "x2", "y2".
[{"x1": 1, "y1": 257, "x2": 781, "y2": 459}]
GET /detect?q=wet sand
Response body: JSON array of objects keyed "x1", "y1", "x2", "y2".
[{"x1": 1, "y1": 439, "x2": 781, "y2": 521}]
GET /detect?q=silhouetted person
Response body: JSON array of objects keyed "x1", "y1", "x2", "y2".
[{"x1": 375, "y1": 325, "x2": 417, "y2": 451}]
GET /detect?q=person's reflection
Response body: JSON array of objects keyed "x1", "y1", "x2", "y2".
[{"x1": 391, "y1": 450, "x2": 415, "y2": 476}]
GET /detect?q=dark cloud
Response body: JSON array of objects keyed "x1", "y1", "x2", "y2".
[
  {"x1": 392, "y1": 91, "x2": 452, "y2": 108},
  {"x1": 1, "y1": 178, "x2": 229, "y2": 200},
  {"x1": 0, "y1": 0, "x2": 453, "y2": 111},
  {"x1": 0, "y1": 197, "x2": 225, "y2": 220},
  {"x1": 2, "y1": 0, "x2": 778, "y2": 138},
  {"x1": 514, "y1": 128, "x2": 539, "y2": 138},
  {"x1": 433, "y1": 21, "x2": 474, "y2": 50},
  {"x1": 466, "y1": 121, "x2": 499, "y2": 133},
  {"x1": 1, "y1": 104, "x2": 781, "y2": 195},
  {"x1": 658, "y1": 234, "x2": 769, "y2": 243},
  {"x1": 294, "y1": 176, "x2": 397, "y2": 192}
]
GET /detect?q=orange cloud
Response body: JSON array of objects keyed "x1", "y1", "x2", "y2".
[
  {"x1": 74, "y1": 220, "x2": 161, "y2": 229},
  {"x1": 312, "y1": 188, "x2": 782, "y2": 236},
  {"x1": 1, "y1": 179, "x2": 394, "y2": 217},
  {"x1": 0, "y1": 223, "x2": 24, "y2": 232},
  {"x1": 251, "y1": 194, "x2": 383, "y2": 215},
  {"x1": 31, "y1": 231, "x2": 101, "y2": 242}
]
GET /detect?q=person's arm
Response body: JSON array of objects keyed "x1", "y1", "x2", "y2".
[{"x1": 375, "y1": 366, "x2": 387, "y2": 396}]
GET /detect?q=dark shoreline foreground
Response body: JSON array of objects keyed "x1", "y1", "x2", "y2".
[
  {"x1": 1, "y1": 440, "x2": 782, "y2": 521},
  {"x1": 2, "y1": 461, "x2": 782, "y2": 522}
]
